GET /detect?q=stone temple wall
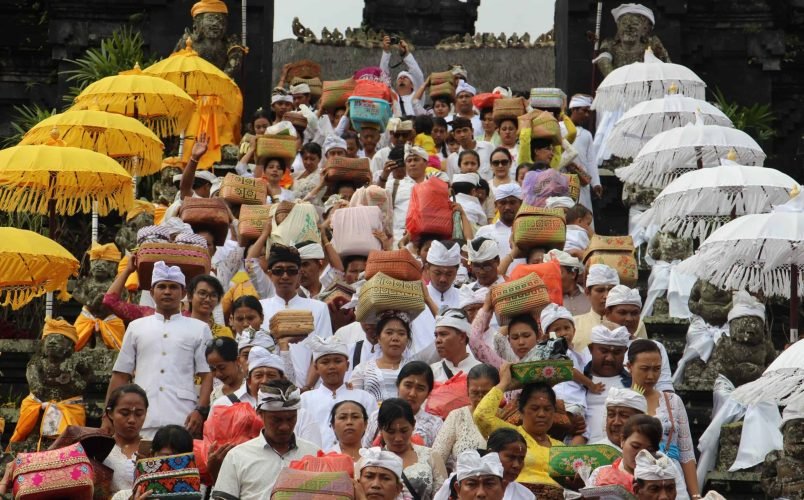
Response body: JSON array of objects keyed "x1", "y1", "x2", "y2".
[{"x1": 271, "y1": 39, "x2": 555, "y2": 97}]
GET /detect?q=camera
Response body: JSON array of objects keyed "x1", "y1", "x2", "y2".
[{"x1": 389, "y1": 35, "x2": 400, "y2": 45}]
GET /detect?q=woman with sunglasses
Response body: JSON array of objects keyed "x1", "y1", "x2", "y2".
[{"x1": 488, "y1": 147, "x2": 514, "y2": 189}]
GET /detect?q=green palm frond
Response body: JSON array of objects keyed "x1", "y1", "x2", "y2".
[
  {"x1": 1, "y1": 103, "x2": 57, "y2": 148},
  {"x1": 712, "y1": 87, "x2": 775, "y2": 142}
]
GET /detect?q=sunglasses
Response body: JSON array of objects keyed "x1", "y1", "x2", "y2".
[
  {"x1": 491, "y1": 159, "x2": 510, "y2": 167},
  {"x1": 270, "y1": 267, "x2": 299, "y2": 276}
]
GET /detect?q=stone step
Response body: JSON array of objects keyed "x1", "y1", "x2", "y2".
[{"x1": 704, "y1": 471, "x2": 764, "y2": 500}]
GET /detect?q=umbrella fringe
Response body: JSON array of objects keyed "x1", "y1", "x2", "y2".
[
  {"x1": 730, "y1": 368, "x2": 804, "y2": 406},
  {"x1": 607, "y1": 113, "x2": 733, "y2": 159},
  {"x1": 592, "y1": 80, "x2": 706, "y2": 112},
  {"x1": 0, "y1": 182, "x2": 133, "y2": 216}
]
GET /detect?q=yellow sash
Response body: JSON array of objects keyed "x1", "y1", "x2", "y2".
[
  {"x1": 74, "y1": 307, "x2": 125, "y2": 351},
  {"x1": 9, "y1": 394, "x2": 85, "y2": 451}
]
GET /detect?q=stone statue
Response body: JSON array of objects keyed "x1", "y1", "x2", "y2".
[
  {"x1": 688, "y1": 280, "x2": 732, "y2": 327},
  {"x1": 152, "y1": 163, "x2": 182, "y2": 207},
  {"x1": 175, "y1": 0, "x2": 246, "y2": 78},
  {"x1": 72, "y1": 243, "x2": 126, "y2": 350},
  {"x1": 646, "y1": 232, "x2": 694, "y2": 317},
  {"x1": 719, "y1": 304, "x2": 776, "y2": 387},
  {"x1": 8, "y1": 319, "x2": 92, "y2": 452},
  {"x1": 596, "y1": 4, "x2": 670, "y2": 77},
  {"x1": 622, "y1": 182, "x2": 660, "y2": 209},
  {"x1": 115, "y1": 200, "x2": 155, "y2": 255},
  {"x1": 762, "y1": 402, "x2": 804, "y2": 499}
]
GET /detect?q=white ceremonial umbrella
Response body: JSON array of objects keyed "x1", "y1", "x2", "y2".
[
  {"x1": 634, "y1": 157, "x2": 797, "y2": 240},
  {"x1": 678, "y1": 188, "x2": 804, "y2": 343},
  {"x1": 606, "y1": 89, "x2": 733, "y2": 159},
  {"x1": 591, "y1": 48, "x2": 706, "y2": 113},
  {"x1": 615, "y1": 115, "x2": 766, "y2": 189}
]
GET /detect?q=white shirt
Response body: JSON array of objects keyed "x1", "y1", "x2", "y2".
[
  {"x1": 430, "y1": 351, "x2": 482, "y2": 383},
  {"x1": 260, "y1": 295, "x2": 333, "y2": 387},
  {"x1": 573, "y1": 125, "x2": 600, "y2": 213},
  {"x1": 113, "y1": 313, "x2": 211, "y2": 436},
  {"x1": 385, "y1": 176, "x2": 417, "y2": 246},
  {"x1": 446, "y1": 141, "x2": 495, "y2": 181},
  {"x1": 585, "y1": 374, "x2": 625, "y2": 444},
  {"x1": 301, "y1": 384, "x2": 379, "y2": 450},
  {"x1": 212, "y1": 433, "x2": 320, "y2": 500},
  {"x1": 427, "y1": 282, "x2": 461, "y2": 311},
  {"x1": 454, "y1": 192, "x2": 487, "y2": 227}
]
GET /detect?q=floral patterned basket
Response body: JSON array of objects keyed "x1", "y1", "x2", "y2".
[
  {"x1": 510, "y1": 359, "x2": 573, "y2": 386},
  {"x1": 134, "y1": 452, "x2": 202, "y2": 499},
  {"x1": 583, "y1": 235, "x2": 638, "y2": 287},
  {"x1": 548, "y1": 444, "x2": 621, "y2": 478}
]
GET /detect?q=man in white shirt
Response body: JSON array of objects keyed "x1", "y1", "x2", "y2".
[
  {"x1": 372, "y1": 119, "x2": 413, "y2": 182},
  {"x1": 212, "y1": 380, "x2": 320, "y2": 500},
  {"x1": 106, "y1": 261, "x2": 212, "y2": 439},
  {"x1": 259, "y1": 244, "x2": 332, "y2": 390},
  {"x1": 290, "y1": 83, "x2": 312, "y2": 110},
  {"x1": 476, "y1": 183, "x2": 523, "y2": 258},
  {"x1": 301, "y1": 336, "x2": 378, "y2": 450},
  {"x1": 605, "y1": 285, "x2": 673, "y2": 393},
  {"x1": 431, "y1": 308, "x2": 481, "y2": 382},
  {"x1": 379, "y1": 36, "x2": 424, "y2": 117},
  {"x1": 467, "y1": 237, "x2": 505, "y2": 292},
  {"x1": 446, "y1": 116, "x2": 494, "y2": 181},
  {"x1": 453, "y1": 81, "x2": 484, "y2": 137},
  {"x1": 583, "y1": 324, "x2": 632, "y2": 444},
  {"x1": 385, "y1": 144, "x2": 429, "y2": 245},
  {"x1": 568, "y1": 94, "x2": 601, "y2": 213},
  {"x1": 591, "y1": 387, "x2": 648, "y2": 450},
  {"x1": 425, "y1": 240, "x2": 462, "y2": 310}
]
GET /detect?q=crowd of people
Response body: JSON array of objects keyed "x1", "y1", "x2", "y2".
[{"x1": 4, "y1": 10, "x2": 739, "y2": 499}]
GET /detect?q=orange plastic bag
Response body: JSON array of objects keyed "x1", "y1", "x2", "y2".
[
  {"x1": 425, "y1": 372, "x2": 471, "y2": 419},
  {"x1": 509, "y1": 259, "x2": 563, "y2": 306},
  {"x1": 203, "y1": 402, "x2": 264, "y2": 446},
  {"x1": 472, "y1": 92, "x2": 502, "y2": 110},
  {"x1": 289, "y1": 450, "x2": 355, "y2": 477},
  {"x1": 405, "y1": 177, "x2": 453, "y2": 242},
  {"x1": 353, "y1": 80, "x2": 392, "y2": 103}
]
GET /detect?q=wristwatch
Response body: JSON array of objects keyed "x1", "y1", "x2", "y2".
[{"x1": 195, "y1": 405, "x2": 210, "y2": 420}]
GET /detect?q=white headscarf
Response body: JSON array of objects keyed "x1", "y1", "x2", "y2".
[
  {"x1": 467, "y1": 238, "x2": 499, "y2": 264},
  {"x1": 605, "y1": 285, "x2": 643, "y2": 309},
  {"x1": 605, "y1": 387, "x2": 648, "y2": 413},
  {"x1": 456, "y1": 450, "x2": 504, "y2": 481},
  {"x1": 237, "y1": 327, "x2": 276, "y2": 352},
  {"x1": 569, "y1": 94, "x2": 594, "y2": 109},
  {"x1": 458, "y1": 285, "x2": 487, "y2": 309},
  {"x1": 397, "y1": 71, "x2": 413, "y2": 84},
  {"x1": 633, "y1": 449, "x2": 677, "y2": 481},
  {"x1": 387, "y1": 118, "x2": 414, "y2": 133},
  {"x1": 493, "y1": 183, "x2": 523, "y2": 201},
  {"x1": 727, "y1": 290, "x2": 765, "y2": 323},
  {"x1": 427, "y1": 240, "x2": 461, "y2": 267},
  {"x1": 435, "y1": 308, "x2": 472, "y2": 335},
  {"x1": 248, "y1": 346, "x2": 285, "y2": 374},
  {"x1": 590, "y1": 324, "x2": 631, "y2": 347},
  {"x1": 544, "y1": 249, "x2": 583, "y2": 271},
  {"x1": 289, "y1": 83, "x2": 311, "y2": 95},
  {"x1": 455, "y1": 81, "x2": 477, "y2": 97},
  {"x1": 546, "y1": 196, "x2": 575, "y2": 209},
  {"x1": 256, "y1": 383, "x2": 302, "y2": 412},
  {"x1": 586, "y1": 264, "x2": 620, "y2": 288},
  {"x1": 539, "y1": 303, "x2": 574, "y2": 332},
  {"x1": 453, "y1": 173, "x2": 480, "y2": 186},
  {"x1": 357, "y1": 447, "x2": 404, "y2": 480},
  {"x1": 151, "y1": 261, "x2": 186, "y2": 288},
  {"x1": 304, "y1": 335, "x2": 349, "y2": 362},
  {"x1": 297, "y1": 242, "x2": 325, "y2": 260},
  {"x1": 404, "y1": 144, "x2": 429, "y2": 161},
  {"x1": 271, "y1": 93, "x2": 293, "y2": 105},
  {"x1": 323, "y1": 135, "x2": 348, "y2": 156},
  {"x1": 612, "y1": 3, "x2": 655, "y2": 24}
]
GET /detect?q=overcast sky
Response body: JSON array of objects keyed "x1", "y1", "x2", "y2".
[{"x1": 274, "y1": 1, "x2": 555, "y2": 42}]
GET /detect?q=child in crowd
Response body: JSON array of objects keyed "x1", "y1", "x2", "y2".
[{"x1": 565, "y1": 203, "x2": 594, "y2": 257}]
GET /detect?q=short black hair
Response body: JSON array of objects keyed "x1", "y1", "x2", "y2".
[
  {"x1": 467, "y1": 363, "x2": 500, "y2": 385},
  {"x1": 414, "y1": 115, "x2": 434, "y2": 135},
  {"x1": 432, "y1": 95, "x2": 453, "y2": 107},
  {"x1": 487, "y1": 427, "x2": 526, "y2": 452},
  {"x1": 329, "y1": 400, "x2": 368, "y2": 427},
  {"x1": 152, "y1": 425, "x2": 194, "y2": 455},
  {"x1": 377, "y1": 398, "x2": 416, "y2": 430},
  {"x1": 622, "y1": 414, "x2": 663, "y2": 449},
  {"x1": 432, "y1": 117, "x2": 448, "y2": 130},
  {"x1": 231, "y1": 295, "x2": 263, "y2": 317},
  {"x1": 518, "y1": 382, "x2": 557, "y2": 412},
  {"x1": 451, "y1": 116, "x2": 473, "y2": 131},
  {"x1": 302, "y1": 141, "x2": 322, "y2": 158},
  {"x1": 343, "y1": 254, "x2": 368, "y2": 270},
  {"x1": 396, "y1": 361, "x2": 435, "y2": 393},
  {"x1": 107, "y1": 384, "x2": 149, "y2": 412},
  {"x1": 188, "y1": 274, "x2": 224, "y2": 300},
  {"x1": 205, "y1": 336, "x2": 239, "y2": 361},
  {"x1": 452, "y1": 181, "x2": 476, "y2": 196},
  {"x1": 508, "y1": 314, "x2": 540, "y2": 337},
  {"x1": 479, "y1": 108, "x2": 494, "y2": 120}
]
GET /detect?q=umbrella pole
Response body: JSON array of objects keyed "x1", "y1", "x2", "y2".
[
  {"x1": 92, "y1": 201, "x2": 99, "y2": 243},
  {"x1": 47, "y1": 196, "x2": 56, "y2": 320},
  {"x1": 792, "y1": 264, "x2": 800, "y2": 344}
]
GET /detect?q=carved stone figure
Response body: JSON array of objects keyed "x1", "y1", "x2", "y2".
[
  {"x1": 8, "y1": 320, "x2": 92, "y2": 452},
  {"x1": 646, "y1": 232, "x2": 694, "y2": 316},
  {"x1": 175, "y1": 0, "x2": 246, "y2": 78},
  {"x1": 73, "y1": 246, "x2": 120, "y2": 320},
  {"x1": 762, "y1": 411, "x2": 804, "y2": 499},
  {"x1": 719, "y1": 311, "x2": 776, "y2": 387},
  {"x1": 688, "y1": 280, "x2": 732, "y2": 328},
  {"x1": 115, "y1": 201, "x2": 155, "y2": 254},
  {"x1": 596, "y1": 5, "x2": 670, "y2": 77},
  {"x1": 152, "y1": 165, "x2": 181, "y2": 207},
  {"x1": 622, "y1": 182, "x2": 660, "y2": 208}
]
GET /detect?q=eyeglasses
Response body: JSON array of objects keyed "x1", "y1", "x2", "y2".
[
  {"x1": 270, "y1": 267, "x2": 299, "y2": 276},
  {"x1": 392, "y1": 132, "x2": 410, "y2": 139},
  {"x1": 472, "y1": 261, "x2": 497, "y2": 271},
  {"x1": 491, "y1": 159, "x2": 510, "y2": 167},
  {"x1": 194, "y1": 290, "x2": 220, "y2": 300}
]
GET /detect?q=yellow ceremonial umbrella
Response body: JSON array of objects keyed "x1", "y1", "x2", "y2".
[
  {"x1": 19, "y1": 109, "x2": 165, "y2": 176},
  {"x1": 0, "y1": 227, "x2": 79, "y2": 310},
  {"x1": 71, "y1": 64, "x2": 196, "y2": 138},
  {"x1": 143, "y1": 39, "x2": 243, "y2": 168},
  {"x1": 0, "y1": 145, "x2": 133, "y2": 230}
]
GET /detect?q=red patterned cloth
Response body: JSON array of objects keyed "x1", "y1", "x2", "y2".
[{"x1": 593, "y1": 457, "x2": 635, "y2": 493}]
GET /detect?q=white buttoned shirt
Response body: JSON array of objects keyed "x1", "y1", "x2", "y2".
[{"x1": 113, "y1": 313, "x2": 212, "y2": 437}]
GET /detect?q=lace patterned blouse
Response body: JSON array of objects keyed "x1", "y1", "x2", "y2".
[
  {"x1": 350, "y1": 358, "x2": 400, "y2": 403},
  {"x1": 654, "y1": 391, "x2": 696, "y2": 464},
  {"x1": 431, "y1": 405, "x2": 487, "y2": 470},
  {"x1": 397, "y1": 444, "x2": 448, "y2": 500}
]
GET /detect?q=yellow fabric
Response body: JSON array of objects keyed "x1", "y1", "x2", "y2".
[
  {"x1": 0, "y1": 145, "x2": 133, "y2": 217},
  {"x1": 117, "y1": 256, "x2": 140, "y2": 292},
  {"x1": 415, "y1": 133, "x2": 437, "y2": 155},
  {"x1": 88, "y1": 243, "x2": 122, "y2": 263},
  {"x1": 9, "y1": 394, "x2": 85, "y2": 450},
  {"x1": 562, "y1": 115, "x2": 577, "y2": 144},
  {"x1": 162, "y1": 157, "x2": 186, "y2": 171},
  {"x1": 42, "y1": 318, "x2": 79, "y2": 345},
  {"x1": 572, "y1": 310, "x2": 648, "y2": 352},
  {"x1": 0, "y1": 227, "x2": 79, "y2": 310},
  {"x1": 71, "y1": 68, "x2": 196, "y2": 138},
  {"x1": 517, "y1": 128, "x2": 564, "y2": 170},
  {"x1": 474, "y1": 387, "x2": 563, "y2": 485},
  {"x1": 19, "y1": 109, "x2": 164, "y2": 176},
  {"x1": 211, "y1": 322, "x2": 234, "y2": 339},
  {"x1": 222, "y1": 273, "x2": 259, "y2": 318},
  {"x1": 154, "y1": 205, "x2": 168, "y2": 225},
  {"x1": 192, "y1": 0, "x2": 228, "y2": 17},
  {"x1": 74, "y1": 307, "x2": 126, "y2": 351},
  {"x1": 127, "y1": 200, "x2": 155, "y2": 221}
]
